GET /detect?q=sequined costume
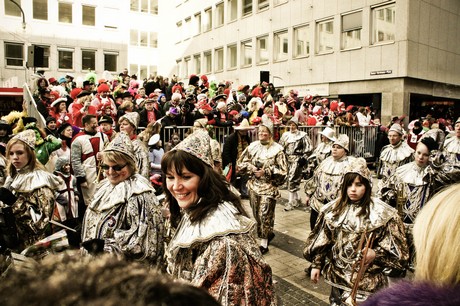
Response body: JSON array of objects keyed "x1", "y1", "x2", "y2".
[
  {"x1": 442, "y1": 135, "x2": 460, "y2": 165},
  {"x1": 167, "y1": 201, "x2": 276, "y2": 306},
  {"x1": 279, "y1": 129, "x2": 312, "y2": 192},
  {"x1": 3, "y1": 167, "x2": 61, "y2": 250},
  {"x1": 81, "y1": 174, "x2": 164, "y2": 266},
  {"x1": 237, "y1": 140, "x2": 287, "y2": 239},
  {"x1": 132, "y1": 138, "x2": 150, "y2": 179},
  {"x1": 304, "y1": 198, "x2": 408, "y2": 300},
  {"x1": 304, "y1": 155, "x2": 356, "y2": 214},
  {"x1": 376, "y1": 141, "x2": 414, "y2": 197}
]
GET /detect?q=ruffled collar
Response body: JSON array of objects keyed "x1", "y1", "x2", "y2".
[
  {"x1": 443, "y1": 136, "x2": 460, "y2": 153},
  {"x1": 8, "y1": 168, "x2": 62, "y2": 193},
  {"x1": 380, "y1": 141, "x2": 414, "y2": 163},
  {"x1": 168, "y1": 201, "x2": 255, "y2": 251},
  {"x1": 320, "y1": 155, "x2": 354, "y2": 174},
  {"x1": 282, "y1": 130, "x2": 307, "y2": 142}
]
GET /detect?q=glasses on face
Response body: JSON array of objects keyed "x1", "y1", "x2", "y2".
[{"x1": 101, "y1": 164, "x2": 127, "y2": 171}]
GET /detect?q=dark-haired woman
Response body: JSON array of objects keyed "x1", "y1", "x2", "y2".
[
  {"x1": 304, "y1": 158, "x2": 408, "y2": 305},
  {"x1": 162, "y1": 130, "x2": 276, "y2": 306}
]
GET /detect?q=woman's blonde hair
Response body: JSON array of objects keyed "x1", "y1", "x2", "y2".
[
  {"x1": 102, "y1": 151, "x2": 137, "y2": 176},
  {"x1": 413, "y1": 183, "x2": 460, "y2": 285},
  {"x1": 6, "y1": 138, "x2": 44, "y2": 177}
]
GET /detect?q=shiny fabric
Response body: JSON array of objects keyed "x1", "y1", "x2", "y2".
[
  {"x1": 167, "y1": 201, "x2": 276, "y2": 306},
  {"x1": 304, "y1": 155, "x2": 356, "y2": 212},
  {"x1": 279, "y1": 130, "x2": 312, "y2": 192},
  {"x1": 304, "y1": 198, "x2": 408, "y2": 297},
  {"x1": 249, "y1": 191, "x2": 276, "y2": 239},
  {"x1": 376, "y1": 141, "x2": 414, "y2": 197},
  {"x1": 442, "y1": 135, "x2": 460, "y2": 165},
  {"x1": 3, "y1": 168, "x2": 61, "y2": 250},
  {"x1": 132, "y1": 138, "x2": 150, "y2": 179},
  {"x1": 81, "y1": 174, "x2": 164, "y2": 266}
]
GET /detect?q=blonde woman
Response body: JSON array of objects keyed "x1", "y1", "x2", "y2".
[{"x1": 363, "y1": 183, "x2": 460, "y2": 305}]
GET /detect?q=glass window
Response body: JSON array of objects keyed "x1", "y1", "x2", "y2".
[
  {"x1": 130, "y1": 30, "x2": 138, "y2": 46},
  {"x1": 294, "y1": 25, "x2": 310, "y2": 58},
  {"x1": 5, "y1": 0, "x2": 22, "y2": 17},
  {"x1": 149, "y1": 65, "x2": 158, "y2": 77},
  {"x1": 372, "y1": 4, "x2": 395, "y2": 44},
  {"x1": 228, "y1": 0, "x2": 237, "y2": 22},
  {"x1": 59, "y1": 2, "x2": 72, "y2": 23},
  {"x1": 150, "y1": 32, "x2": 158, "y2": 48},
  {"x1": 257, "y1": 35, "x2": 269, "y2": 64},
  {"x1": 58, "y1": 49, "x2": 73, "y2": 70},
  {"x1": 215, "y1": 48, "x2": 224, "y2": 72},
  {"x1": 216, "y1": 2, "x2": 224, "y2": 27},
  {"x1": 130, "y1": 64, "x2": 138, "y2": 76},
  {"x1": 204, "y1": 51, "x2": 212, "y2": 73},
  {"x1": 141, "y1": 0, "x2": 148, "y2": 13},
  {"x1": 82, "y1": 5, "x2": 95, "y2": 26},
  {"x1": 176, "y1": 21, "x2": 182, "y2": 43},
  {"x1": 203, "y1": 8, "x2": 212, "y2": 31},
  {"x1": 140, "y1": 31, "x2": 148, "y2": 47},
  {"x1": 341, "y1": 11, "x2": 362, "y2": 49},
  {"x1": 36, "y1": 45, "x2": 50, "y2": 68},
  {"x1": 33, "y1": 0, "x2": 48, "y2": 20},
  {"x1": 184, "y1": 57, "x2": 191, "y2": 77},
  {"x1": 5, "y1": 42, "x2": 23, "y2": 66},
  {"x1": 317, "y1": 19, "x2": 334, "y2": 53},
  {"x1": 139, "y1": 65, "x2": 148, "y2": 79},
  {"x1": 258, "y1": 0, "x2": 269, "y2": 11},
  {"x1": 130, "y1": 0, "x2": 139, "y2": 11},
  {"x1": 184, "y1": 17, "x2": 191, "y2": 40},
  {"x1": 150, "y1": 0, "x2": 158, "y2": 14},
  {"x1": 82, "y1": 50, "x2": 96, "y2": 71},
  {"x1": 274, "y1": 31, "x2": 289, "y2": 61},
  {"x1": 242, "y1": 0, "x2": 252, "y2": 16},
  {"x1": 195, "y1": 13, "x2": 201, "y2": 35},
  {"x1": 194, "y1": 54, "x2": 201, "y2": 74},
  {"x1": 104, "y1": 53, "x2": 117, "y2": 71},
  {"x1": 241, "y1": 40, "x2": 252, "y2": 67},
  {"x1": 227, "y1": 44, "x2": 237, "y2": 69}
]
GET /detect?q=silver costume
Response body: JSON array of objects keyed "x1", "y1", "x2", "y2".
[
  {"x1": 376, "y1": 140, "x2": 414, "y2": 197},
  {"x1": 81, "y1": 174, "x2": 164, "y2": 265},
  {"x1": 442, "y1": 135, "x2": 460, "y2": 165},
  {"x1": 132, "y1": 138, "x2": 150, "y2": 179}
]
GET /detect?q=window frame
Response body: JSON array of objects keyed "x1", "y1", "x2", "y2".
[
  {"x1": 5, "y1": 0, "x2": 22, "y2": 17},
  {"x1": 371, "y1": 3, "x2": 396, "y2": 45},
  {"x1": 274, "y1": 30, "x2": 289, "y2": 62},
  {"x1": 58, "y1": 2, "x2": 73, "y2": 23},
  {"x1": 214, "y1": 47, "x2": 224, "y2": 72},
  {"x1": 242, "y1": 0, "x2": 252, "y2": 17},
  {"x1": 81, "y1": 49, "x2": 96, "y2": 71},
  {"x1": 240, "y1": 40, "x2": 253, "y2": 67},
  {"x1": 58, "y1": 47, "x2": 74, "y2": 70},
  {"x1": 203, "y1": 7, "x2": 212, "y2": 32},
  {"x1": 258, "y1": 0, "x2": 269, "y2": 11},
  {"x1": 293, "y1": 24, "x2": 310, "y2": 58},
  {"x1": 203, "y1": 51, "x2": 212, "y2": 73},
  {"x1": 82, "y1": 5, "x2": 96, "y2": 26},
  {"x1": 341, "y1": 10, "x2": 362, "y2": 50},
  {"x1": 227, "y1": 44, "x2": 237, "y2": 69},
  {"x1": 256, "y1": 35, "x2": 269, "y2": 65},
  {"x1": 316, "y1": 18, "x2": 334, "y2": 54},
  {"x1": 215, "y1": 2, "x2": 224, "y2": 27},
  {"x1": 227, "y1": 0, "x2": 237, "y2": 22},
  {"x1": 194, "y1": 53, "x2": 201, "y2": 75},
  {"x1": 33, "y1": 0, "x2": 48, "y2": 20},
  {"x1": 5, "y1": 42, "x2": 24, "y2": 67}
]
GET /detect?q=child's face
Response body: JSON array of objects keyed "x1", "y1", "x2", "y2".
[
  {"x1": 347, "y1": 176, "x2": 366, "y2": 202},
  {"x1": 62, "y1": 164, "x2": 71, "y2": 174}
]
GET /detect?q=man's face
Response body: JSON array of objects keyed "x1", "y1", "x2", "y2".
[
  {"x1": 100, "y1": 91, "x2": 109, "y2": 98},
  {"x1": 100, "y1": 122, "x2": 112, "y2": 132},
  {"x1": 0, "y1": 128, "x2": 7, "y2": 137},
  {"x1": 145, "y1": 102, "x2": 154, "y2": 111},
  {"x1": 455, "y1": 122, "x2": 460, "y2": 138},
  {"x1": 388, "y1": 131, "x2": 402, "y2": 145},
  {"x1": 85, "y1": 118, "x2": 98, "y2": 133}
]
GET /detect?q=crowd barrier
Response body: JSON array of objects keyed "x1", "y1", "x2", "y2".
[{"x1": 163, "y1": 125, "x2": 379, "y2": 161}]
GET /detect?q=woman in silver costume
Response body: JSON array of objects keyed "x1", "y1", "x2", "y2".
[
  {"x1": 304, "y1": 158, "x2": 408, "y2": 305},
  {"x1": 442, "y1": 117, "x2": 460, "y2": 165},
  {"x1": 162, "y1": 130, "x2": 276, "y2": 306},
  {"x1": 81, "y1": 132, "x2": 164, "y2": 266},
  {"x1": 279, "y1": 118, "x2": 313, "y2": 211},
  {"x1": 0, "y1": 130, "x2": 61, "y2": 251},
  {"x1": 304, "y1": 134, "x2": 356, "y2": 231},
  {"x1": 118, "y1": 112, "x2": 150, "y2": 179},
  {"x1": 305, "y1": 126, "x2": 336, "y2": 179},
  {"x1": 237, "y1": 123, "x2": 288, "y2": 254}
]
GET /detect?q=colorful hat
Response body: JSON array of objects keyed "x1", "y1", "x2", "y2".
[
  {"x1": 103, "y1": 132, "x2": 135, "y2": 163},
  {"x1": 169, "y1": 107, "x2": 179, "y2": 116},
  {"x1": 389, "y1": 123, "x2": 404, "y2": 135},
  {"x1": 320, "y1": 127, "x2": 336, "y2": 141},
  {"x1": 50, "y1": 97, "x2": 67, "y2": 108},
  {"x1": 97, "y1": 83, "x2": 110, "y2": 93},
  {"x1": 148, "y1": 134, "x2": 161, "y2": 146},
  {"x1": 119, "y1": 112, "x2": 140, "y2": 129},
  {"x1": 234, "y1": 118, "x2": 255, "y2": 130},
  {"x1": 333, "y1": 134, "x2": 349, "y2": 152},
  {"x1": 173, "y1": 129, "x2": 213, "y2": 168},
  {"x1": 77, "y1": 90, "x2": 91, "y2": 98},
  {"x1": 58, "y1": 77, "x2": 67, "y2": 84},
  {"x1": 12, "y1": 129, "x2": 36, "y2": 149},
  {"x1": 344, "y1": 157, "x2": 372, "y2": 184}
]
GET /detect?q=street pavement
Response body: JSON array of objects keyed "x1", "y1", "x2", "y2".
[{"x1": 242, "y1": 183, "x2": 330, "y2": 305}]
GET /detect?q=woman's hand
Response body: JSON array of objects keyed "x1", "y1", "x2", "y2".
[
  {"x1": 311, "y1": 268, "x2": 321, "y2": 283},
  {"x1": 364, "y1": 248, "x2": 376, "y2": 266}
]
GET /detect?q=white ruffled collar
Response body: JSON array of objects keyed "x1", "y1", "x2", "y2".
[
  {"x1": 8, "y1": 168, "x2": 62, "y2": 193},
  {"x1": 380, "y1": 141, "x2": 414, "y2": 163}
]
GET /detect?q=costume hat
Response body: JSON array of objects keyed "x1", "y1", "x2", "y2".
[
  {"x1": 320, "y1": 127, "x2": 336, "y2": 141},
  {"x1": 172, "y1": 129, "x2": 213, "y2": 168},
  {"x1": 234, "y1": 118, "x2": 255, "y2": 130},
  {"x1": 333, "y1": 134, "x2": 349, "y2": 152},
  {"x1": 99, "y1": 115, "x2": 113, "y2": 125},
  {"x1": 119, "y1": 112, "x2": 140, "y2": 129},
  {"x1": 12, "y1": 129, "x2": 36, "y2": 149},
  {"x1": 344, "y1": 157, "x2": 372, "y2": 184},
  {"x1": 50, "y1": 97, "x2": 67, "y2": 108},
  {"x1": 389, "y1": 123, "x2": 404, "y2": 135},
  {"x1": 103, "y1": 132, "x2": 135, "y2": 163},
  {"x1": 148, "y1": 134, "x2": 161, "y2": 146}
]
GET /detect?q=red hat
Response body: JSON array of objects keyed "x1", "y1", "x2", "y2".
[
  {"x1": 48, "y1": 77, "x2": 57, "y2": 84},
  {"x1": 200, "y1": 103, "x2": 212, "y2": 111},
  {"x1": 224, "y1": 88, "x2": 230, "y2": 96},
  {"x1": 200, "y1": 75, "x2": 208, "y2": 82},
  {"x1": 97, "y1": 83, "x2": 110, "y2": 93},
  {"x1": 98, "y1": 79, "x2": 107, "y2": 85},
  {"x1": 229, "y1": 110, "x2": 239, "y2": 116},
  {"x1": 70, "y1": 88, "x2": 82, "y2": 100},
  {"x1": 50, "y1": 91, "x2": 60, "y2": 100},
  {"x1": 346, "y1": 105, "x2": 354, "y2": 111},
  {"x1": 330, "y1": 100, "x2": 338, "y2": 112}
]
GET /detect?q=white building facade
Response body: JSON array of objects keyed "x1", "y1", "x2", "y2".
[{"x1": 161, "y1": 0, "x2": 460, "y2": 123}]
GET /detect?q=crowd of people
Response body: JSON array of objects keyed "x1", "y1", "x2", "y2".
[{"x1": 0, "y1": 69, "x2": 459, "y2": 305}]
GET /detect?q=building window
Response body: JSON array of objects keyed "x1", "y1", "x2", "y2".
[
  {"x1": 216, "y1": 2, "x2": 224, "y2": 27},
  {"x1": 150, "y1": 32, "x2": 158, "y2": 48},
  {"x1": 242, "y1": 0, "x2": 252, "y2": 16},
  {"x1": 294, "y1": 24, "x2": 310, "y2": 58},
  {"x1": 150, "y1": 0, "x2": 158, "y2": 14},
  {"x1": 130, "y1": 64, "x2": 138, "y2": 76},
  {"x1": 227, "y1": 44, "x2": 237, "y2": 69},
  {"x1": 274, "y1": 0, "x2": 288, "y2": 5},
  {"x1": 256, "y1": 35, "x2": 269, "y2": 64},
  {"x1": 82, "y1": 50, "x2": 96, "y2": 71},
  {"x1": 203, "y1": 8, "x2": 212, "y2": 31},
  {"x1": 5, "y1": 42, "x2": 23, "y2": 67},
  {"x1": 258, "y1": 0, "x2": 269, "y2": 11},
  {"x1": 184, "y1": 57, "x2": 191, "y2": 77},
  {"x1": 317, "y1": 19, "x2": 334, "y2": 53},
  {"x1": 82, "y1": 5, "x2": 95, "y2": 26},
  {"x1": 58, "y1": 48, "x2": 73, "y2": 70},
  {"x1": 140, "y1": 31, "x2": 148, "y2": 47},
  {"x1": 194, "y1": 54, "x2": 201, "y2": 74},
  {"x1": 241, "y1": 40, "x2": 252, "y2": 67},
  {"x1": 341, "y1": 11, "x2": 362, "y2": 49},
  {"x1": 176, "y1": 21, "x2": 182, "y2": 43},
  {"x1": 104, "y1": 52, "x2": 117, "y2": 71},
  {"x1": 140, "y1": 65, "x2": 148, "y2": 79},
  {"x1": 274, "y1": 30, "x2": 288, "y2": 61},
  {"x1": 33, "y1": 0, "x2": 48, "y2": 20},
  {"x1": 195, "y1": 13, "x2": 201, "y2": 35},
  {"x1": 204, "y1": 51, "x2": 212, "y2": 73},
  {"x1": 149, "y1": 65, "x2": 158, "y2": 77},
  {"x1": 130, "y1": 30, "x2": 138, "y2": 45},
  {"x1": 372, "y1": 4, "x2": 396, "y2": 44},
  {"x1": 5, "y1": 0, "x2": 22, "y2": 17},
  {"x1": 228, "y1": 0, "x2": 237, "y2": 22},
  {"x1": 184, "y1": 17, "x2": 191, "y2": 40},
  {"x1": 36, "y1": 45, "x2": 50, "y2": 68},
  {"x1": 59, "y1": 2, "x2": 72, "y2": 23},
  {"x1": 214, "y1": 48, "x2": 224, "y2": 72}
]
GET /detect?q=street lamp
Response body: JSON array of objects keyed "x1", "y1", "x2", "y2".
[{"x1": 9, "y1": 0, "x2": 26, "y2": 30}]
